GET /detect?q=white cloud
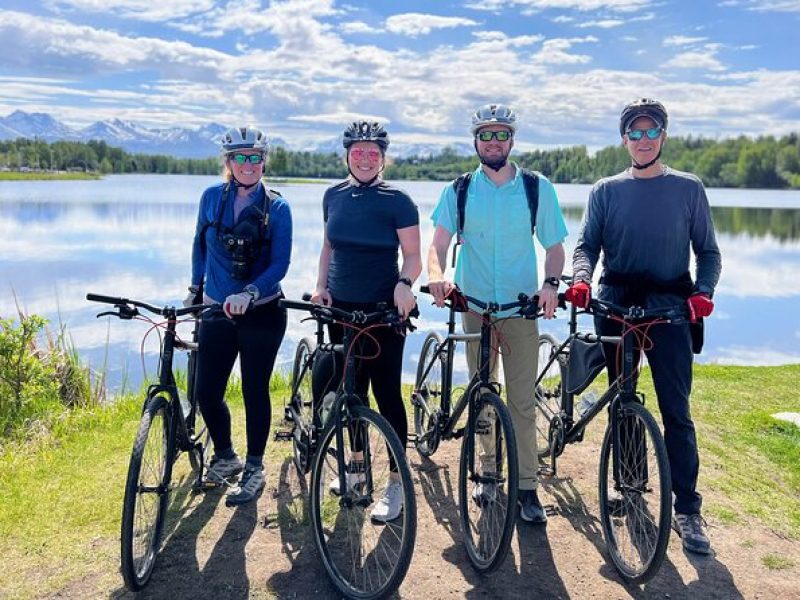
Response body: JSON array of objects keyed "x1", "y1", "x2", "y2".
[
  {"x1": 663, "y1": 35, "x2": 708, "y2": 46},
  {"x1": 466, "y1": 0, "x2": 649, "y2": 12},
  {"x1": 713, "y1": 346, "x2": 800, "y2": 366},
  {"x1": 340, "y1": 20, "x2": 381, "y2": 34},
  {"x1": 745, "y1": 0, "x2": 800, "y2": 11},
  {"x1": 384, "y1": 13, "x2": 479, "y2": 37},
  {"x1": 288, "y1": 112, "x2": 389, "y2": 125},
  {"x1": 575, "y1": 19, "x2": 625, "y2": 27},
  {"x1": 45, "y1": 0, "x2": 215, "y2": 21},
  {"x1": 664, "y1": 50, "x2": 726, "y2": 71},
  {"x1": 532, "y1": 36, "x2": 598, "y2": 64}
]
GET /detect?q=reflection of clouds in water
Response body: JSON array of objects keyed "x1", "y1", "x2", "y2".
[
  {"x1": 713, "y1": 345, "x2": 800, "y2": 366},
  {"x1": 713, "y1": 233, "x2": 800, "y2": 297}
]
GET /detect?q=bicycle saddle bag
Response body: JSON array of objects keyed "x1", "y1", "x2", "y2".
[{"x1": 566, "y1": 338, "x2": 605, "y2": 395}]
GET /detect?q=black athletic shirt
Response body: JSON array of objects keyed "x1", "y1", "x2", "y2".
[{"x1": 323, "y1": 180, "x2": 419, "y2": 303}]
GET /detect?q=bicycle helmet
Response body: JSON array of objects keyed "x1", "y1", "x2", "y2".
[
  {"x1": 470, "y1": 103, "x2": 517, "y2": 135},
  {"x1": 220, "y1": 126, "x2": 269, "y2": 154},
  {"x1": 619, "y1": 98, "x2": 668, "y2": 137},
  {"x1": 342, "y1": 121, "x2": 389, "y2": 150}
]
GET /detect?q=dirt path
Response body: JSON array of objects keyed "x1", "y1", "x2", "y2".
[{"x1": 68, "y1": 435, "x2": 798, "y2": 600}]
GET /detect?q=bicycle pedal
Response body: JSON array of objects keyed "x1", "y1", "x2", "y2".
[
  {"x1": 538, "y1": 466, "x2": 555, "y2": 478},
  {"x1": 273, "y1": 430, "x2": 293, "y2": 442}
]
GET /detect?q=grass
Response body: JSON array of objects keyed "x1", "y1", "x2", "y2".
[
  {"x1": 0, "y1": 365, "x2": 798, "y2": 597},
  {"x1": 0, "y1": 171, "x2": 101, "y2": 181}
]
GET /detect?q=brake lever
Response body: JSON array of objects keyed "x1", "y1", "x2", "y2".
[{"x1": 96, "y1": 311, "x2": 118, "y2": 319}]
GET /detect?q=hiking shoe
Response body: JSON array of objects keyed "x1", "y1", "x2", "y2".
[
  {"x1": 672, "y1": 513, "x2": 712, "y2": 555},
  {"x1": 370, "y1": 479, "x2": 403, "y2": 522},
  {"x1": 518, "y1": 489, "x2": 547, "y2": 524},
  {"x1": 206, "y1": 454, "x2": 243, "y2": 483},
  {"x1": 471, "y1": 481, "x2": 498, "y2": 506},
  {"x1": 329, "y1": 462, "x2": 367, "y2": 496},
  {"x1": 226, "y1": 465, "x2": 265, "y2": 506}
]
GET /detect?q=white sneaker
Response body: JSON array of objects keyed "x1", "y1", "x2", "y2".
[
  {"x1": 329, "y1": 462, "x2": 367, "y2": 495},
  {"x1": 471, "y1": 481, "x2": 498, "y2": 506},
  {"x1": 370, "y1": 479, "x2": 403, "y2": 522}
]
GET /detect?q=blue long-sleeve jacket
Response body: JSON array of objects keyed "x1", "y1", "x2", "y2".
[{"x1": 190, "y1": 181, "x2": 292, "y2": 303}]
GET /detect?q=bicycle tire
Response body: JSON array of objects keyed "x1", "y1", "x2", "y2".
[
  {"x1": 186, "y1": 347, "x2": 211, "y2": 476},
  {"x1": 598, "y1": 400, "x2": 671, "y2": 584},
  {"x1": 310, "y1": 404, "x2": 416, "y2": 599},
  {"x1": 120, "y1": 395, "x2": 174, "y2": 591},
  {"x1": 290, "y1": 337, "x2": 316, "y2": 474},
  {"x1": 413, "y1": 331, "x2": 446, "y2": 458},
  {"x1": 535, "y1": 333, "x2": 566, "y2": 459},
  {"x1": 458, "y1": 391, "x2": 518, "y2": 572}
]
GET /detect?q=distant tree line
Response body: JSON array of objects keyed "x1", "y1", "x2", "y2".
[{"x1": 2, "y1": 133, "x2": 800, "y2": 189}]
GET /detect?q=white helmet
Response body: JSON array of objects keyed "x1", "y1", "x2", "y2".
[
  {"x1": 219, "y1": 127, "x2": 269, "y2": 154},
  {"x1": 470, "y1": 104, "x2": 517, "y2": 135}
]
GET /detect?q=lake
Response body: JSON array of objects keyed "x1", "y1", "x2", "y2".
[{"x1": 1, "y1": 174, "x2": 799, "y2": 394}]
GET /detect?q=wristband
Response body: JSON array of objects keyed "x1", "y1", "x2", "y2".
[{"x1": 397, "y1": 277, "x2": 412, "y2": 287}]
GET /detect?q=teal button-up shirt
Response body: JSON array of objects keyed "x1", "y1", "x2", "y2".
[{"x1": 431, "y1": 164, "x2": 568, "y2": 315}]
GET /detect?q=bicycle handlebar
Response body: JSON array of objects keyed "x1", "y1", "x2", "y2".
[
  {"x1": 579, "y1": 296, "x2": 690, "y2": 324},
  {"x1": 419, "y1": 284, "x2": 550, "y2": 317},
  {"x1": 86, "y1": 293, "x2": 218, "y2": 319},
  {"x1": 279, "y1": 297, "x2": 418, "y2": 330}
]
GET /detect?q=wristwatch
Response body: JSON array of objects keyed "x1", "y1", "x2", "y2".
[
  {"x1": 243, "y1": 284, "x2": 260, "y2": 301},
  {"x1": 397, "y1": 277, "x2": 413, "y2": 288},
  {"x1": 543, "y1": 276, "x2": 560, "y2": 289}
]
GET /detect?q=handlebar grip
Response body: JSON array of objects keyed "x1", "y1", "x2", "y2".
[
  {"x1": 279, "y1": 298, "x2": 316, "y2": 312},
  {"x1": 302, "y1": 292, "x2": 312, "y2": 301},
  {"x1": 86, "y1": 293, "x2": 126, "y2": 305},
  {"x1": 420, "y1": 285, "x2": 431, "y2": 295}
]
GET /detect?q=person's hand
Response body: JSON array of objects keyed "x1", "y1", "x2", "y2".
[
  {"x1": 427, "y1": 279, "x2": 455, "y2": 308},
  {"x1": 686, "y1": 293, "x2": 714, "y2": 323},
  {"x1": 311, "y1": 287, "x2": 332, "y2": 306},
  {"x1": 536, "y1": 286, "x2": 559, "y2": 319},
  {"x1": 565, "y1": 281, "x2": 591, "y2": 308},
  {"x1": 183, "y1": 292, "x2": 197, "y2": 308},
  {"x1": 394, "y1": 282, "x2": 416, "y2": 319},
  {"x1": 223, "y1": 292, "x2": 253, "y2": 318}
]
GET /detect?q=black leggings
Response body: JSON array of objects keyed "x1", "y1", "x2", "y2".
[
  {"x1": 196, "y1": 300, "x2": 287, "y2": 458},
  {"x1": 312, "y1": 299, "x2": 408, "y2": 456}
]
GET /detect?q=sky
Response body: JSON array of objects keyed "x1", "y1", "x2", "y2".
[{"x1": 0, "y1": 0, "x2": 799, "y2": 150}]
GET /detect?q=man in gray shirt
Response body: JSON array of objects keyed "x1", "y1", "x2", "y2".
[{"x1": 566, "y1": 98, "x2": 721, "y2": 555}]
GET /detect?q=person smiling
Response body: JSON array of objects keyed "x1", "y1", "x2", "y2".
[
  {"x1": 311, "y1": 120, "x2": 421, "y2": 522},
  {"x1": 186, "y1": 126, "x2": 292, "y2": 506},
  {"x1": 566, "y1": 98, "x2": 722, "y2": 554}
]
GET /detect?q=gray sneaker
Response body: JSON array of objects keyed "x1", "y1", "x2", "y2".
[
  {"x1": 672, "y1": 513, "x2": 712, "y2": 555},
  {"x1": 518, "y1": 489, "x2": 547, "y2": 524},
  {"x1": 226, "y1": 465, "x2": 265, "y2": 506},
  {"x1": 207, "y1": 454, "x2": 243, "y2": 483}
]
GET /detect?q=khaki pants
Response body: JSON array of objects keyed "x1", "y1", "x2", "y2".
[{"x1": 463, "y1": 313, "x2": 539, "y2": 490}]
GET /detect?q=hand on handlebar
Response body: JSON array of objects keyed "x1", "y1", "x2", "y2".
[
  {"x1": 565, "y1": 281, "x2": 591, "y2": 309},
  {"x1": 394, "y1": 282, "x2": 417, "y2": 319},
  {"x1": 536, "y1": 286, "x2": 559, "y2": 319},
  {"x1": 224, "y1": 292, "x2": 253, "y2": 319},
  {"x1": 686, "y1": 293, "x2": 714, "y2": 323},
  {"x1": 311, "y1": 287, "x2": 332, "y2": 306},
  {"x1": 427, "y1": 279, "x2": 455, "y2": 308}
]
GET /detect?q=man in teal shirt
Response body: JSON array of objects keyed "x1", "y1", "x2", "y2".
[{"x1": 428, "y1": 104, "x2": 568, "y2": 523}]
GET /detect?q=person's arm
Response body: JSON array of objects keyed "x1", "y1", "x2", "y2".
[
  {"x1": 572, "y1": 186, "x2": 603, "y2": 284},
  {"x1": 536, "y1": 242, "x2": 565, "y2": 319},
  {"x1": 190, "y1": 189, "x2": 209, "y2": 289},
  {"x1": 690, "y1": 183, "x2": 722, "y2": 297},
  {"x1": 427, "y1": 225, "x2": 455, "y2": 307},
  {"x1": 311, "y1": 232, "x2": 333, "y2": 306},
  {"x1": 394, "y1": 225, "x2": 422, "y2": 318}
]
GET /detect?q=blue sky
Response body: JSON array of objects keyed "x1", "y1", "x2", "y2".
[{"x1": 0, "y1": 0, "x2": 799, "y2": 150}]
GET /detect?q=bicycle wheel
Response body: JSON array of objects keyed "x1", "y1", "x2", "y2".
[
  {"x1": 121, "y1": 395, "x2": 174, "y2": 591},
  {"x1": 598, "y1": 400, "x2": 671, "y2": 584},
  {"x1": 186, "y1": 348, "x2": 211, "y2": 476},
  {"x1": 458, "y1": 391, "x2": 518, "y2": 572},
  {"x1": 290, "y1": 337, "x2": 316, "y2": 472},
  {"x1": 413, "y1": 331, "x2": 445, "y2": 457},
  {"x1": 535, "y1": 333, "x2": 565, "y2": 459},
  {"x1": 310, "y1": 403, "x2": 416, "y2": 599}
]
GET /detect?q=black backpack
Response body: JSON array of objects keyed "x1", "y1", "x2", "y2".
[{"x1": 453, "y1": 168, "x2": 540, "y2": 238}]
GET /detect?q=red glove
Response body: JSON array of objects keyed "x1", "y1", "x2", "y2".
[
  {"x1": 687, "y1": 293, "x2": 714, "y2": 323},
  {"x1": 565, "y1": 281, "x2": 591, "y2": 308}
]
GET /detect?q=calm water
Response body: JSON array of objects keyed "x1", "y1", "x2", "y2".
[{"x1": 1, "y1": 174, "x2": 799, "y2": 393}]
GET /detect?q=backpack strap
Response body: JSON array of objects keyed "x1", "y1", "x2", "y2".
[
  {"x1": 261, "y1": 188, "x2": 281, "y2": 240},
  {"x1": 520, "y1": 168, "x2": 539, "y2": 235},
  {"x1": 453, "y1": 171, "x2": 472, "y2": 238}
]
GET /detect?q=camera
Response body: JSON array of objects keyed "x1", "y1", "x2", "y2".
[{"x1": 223, "y1": 234, "x2": 255, "y2": 280}]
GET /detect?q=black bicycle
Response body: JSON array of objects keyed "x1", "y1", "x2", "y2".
[
  {"x1": 535, "y1": 290, "x2": 688, "y2": 583},
  {"x1": 87, "y1": 293, "x2": 216, "y2": 591},
  {"x1": 276, "y1": 296, "x2": 417, "y2": 600},
  {"x1": 411, "y1": 285, "x2": 543, "y2": 572}
]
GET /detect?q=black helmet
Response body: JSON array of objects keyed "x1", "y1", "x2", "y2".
[
  {"x1": 342, "y1": 121, "x2": 389, "y2": 150},
  {"x1": 619, "y1": 98, "x2": 668, "y2": 137}
]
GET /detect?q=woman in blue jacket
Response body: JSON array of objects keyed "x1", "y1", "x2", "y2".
[{"x1": 186, "y1": 126, "x2": 292, "y2": 505}]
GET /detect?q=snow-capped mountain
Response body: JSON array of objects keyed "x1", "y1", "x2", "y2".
[{"x1": 0, "y1": 111, "x2": 471, "y2": 159}]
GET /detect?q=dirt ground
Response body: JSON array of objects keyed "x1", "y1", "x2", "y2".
[{"x1": 61, "y1": 431, "x2": 799, "y2": 600}]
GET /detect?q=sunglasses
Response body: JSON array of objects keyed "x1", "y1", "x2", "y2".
[
  {"x1": 349, "y1": 148, "x2": 382, "y2": 161},
  {"x1": 626, "y1": 127, "x2": 662, "y2": 141},
  {"x1": 476, "y1": 130, "x2": 512, "y2": 142},
  {"x1": 231, "y1": 153, "x2": 265, "y2": 165}
]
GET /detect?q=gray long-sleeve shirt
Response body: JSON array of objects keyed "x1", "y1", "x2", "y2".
[{"x1": 572, "y1": 167, "x2": 721, "y2": 305}]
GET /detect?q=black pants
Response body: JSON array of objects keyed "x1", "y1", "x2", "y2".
[
  {"x1": 596, "y1": 316, "x2": 702, "y2": 515},
  {"x1": 196, "y1": 300, "x2": 287, "y2": 458},
  {"x1": 313, "y1": 299, "x2": 408, "y2": 457}
]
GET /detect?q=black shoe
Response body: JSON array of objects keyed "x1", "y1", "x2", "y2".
[{"x1": 518, "y1": 489, "x2": 547, "y2": 524}]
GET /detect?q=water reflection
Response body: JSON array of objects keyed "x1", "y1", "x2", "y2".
[{"x1": 1, "y1": 175, "x2": 799, "y2": 393}]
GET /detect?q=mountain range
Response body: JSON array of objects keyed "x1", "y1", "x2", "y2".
[{"x1": 0, "y1": 110, "x2": 471, "y2": 159}]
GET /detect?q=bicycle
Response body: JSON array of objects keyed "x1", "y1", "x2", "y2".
[
  {"x1": 86, "y1": 293, "x2": 216, "y2": 591},
  {"x1": 275, "y1": 296, "x2": 417, "y2": 600},
  {"x1": 411, "y1": 285, "x2": 543, "y2": 572},
  {"x1": 535, "y1": 288, "x2": 689, "y2": 583}
]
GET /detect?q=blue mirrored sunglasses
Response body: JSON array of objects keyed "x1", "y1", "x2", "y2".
[{"x1": 626, "y1": 127, "x2": 662, "y2": 141}]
